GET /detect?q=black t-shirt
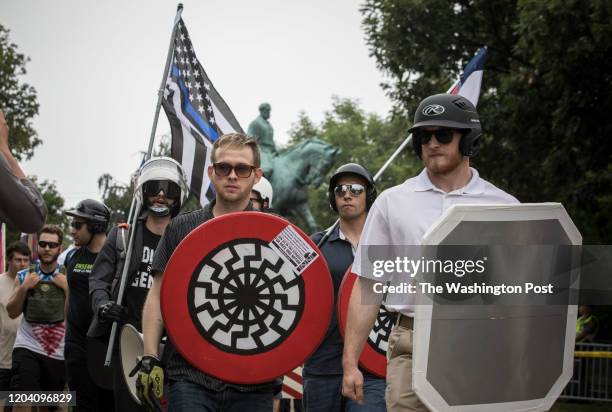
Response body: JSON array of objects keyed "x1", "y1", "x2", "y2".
[
  {"x1": 125, "y1": 224, "x2": 161, "y2": 331},
  {"x1": 66, "y1": 247, "x2": 98, "y2": 343}
]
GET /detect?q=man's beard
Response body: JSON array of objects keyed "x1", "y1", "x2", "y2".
[
  {"x1": 424, "y1": 152, "x2": 464, "y2": 175},
  {"x1": 39, "y1": 252, "x2": 59, "y2": 264}
]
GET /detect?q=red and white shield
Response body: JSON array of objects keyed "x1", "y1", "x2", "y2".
[
  {"x1": 161, "y1": 212, "x2": 333, "y2": 384},
  {"x1": 337, "y1": 268, "x2": 394, "y2": 378}
]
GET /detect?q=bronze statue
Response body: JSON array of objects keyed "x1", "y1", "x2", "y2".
[
  {"x1": 247, "y1": 103, "x2": 276, "y2": 175},
  {"x1": 248, "y1": 103, "x2": 340, "y2": 232},
  {"x1": 267, "y1": 139, "x2": 339, "y2": 233}
]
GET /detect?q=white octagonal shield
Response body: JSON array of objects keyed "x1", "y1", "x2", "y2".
[{"x1": 413, "y1": 203, "x2": 581, "y2": 412}]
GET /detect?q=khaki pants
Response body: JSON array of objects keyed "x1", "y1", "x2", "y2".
[{"x1": 385, "y1": 322, "x2": 429, "y2": 412}]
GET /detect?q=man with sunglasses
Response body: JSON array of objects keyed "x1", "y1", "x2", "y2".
[
  {"x1": 342, "y1": 94, "x2": 518, "y2": 411},
  {"x1": 63, "y1": 199, "x2": 113, "y2": 411},
  {"x1": 140, "y1": 134, "x2": 283, "y2": 412},
  {"x1": 6, "y1": 225, "x2": 68, "y2": 407},
  {"x1": 303, "y1": 163, "x2": 385, "y2": 412},
  {"x1": 89, "y1": 157, "x2": 188, "y2": 411}
]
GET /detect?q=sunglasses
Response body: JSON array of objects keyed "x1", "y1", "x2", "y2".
[
  {"x1": 38, "y1": 241, "x2": 60, "y2": 249},
  {"x1": 213, "y1": 162, "x2": 256, "y2": 178},
  {"x1": 334, "y1": 184, "x2": 366, "y2": 197},
  {"x1": 71, "y1": 221, "x2": 87, "y2": 230},
  {"x1": 143, "y1": 180, "x2": 181, "y2": 199},
  {"x1": 414, "y1": 129, "x2": 457, "y2": 145}
]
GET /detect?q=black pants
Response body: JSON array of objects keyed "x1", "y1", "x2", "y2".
[{"x1": 65, "y1": 340, "x2": 115, "y2": 412}]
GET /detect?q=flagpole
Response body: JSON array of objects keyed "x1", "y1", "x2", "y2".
[
  {"x1": 145, "y1": 3, "x2": 183, "y2": 160},
  {"x1": 104, "y1": 197, "x2": 142, "y2": 366},
  {"x1": 104, "y1": 4, "x2": 183, "y2": 367},
  {"x1": 317, "y1": 47, "x2": 487, "y2": 247}
]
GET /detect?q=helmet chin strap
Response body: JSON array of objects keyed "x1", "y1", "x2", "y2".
[{"x1": 148, "y1": 204, "x2": 171, "y2": 217}]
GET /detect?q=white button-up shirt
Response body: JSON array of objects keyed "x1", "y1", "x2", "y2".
[{"x1": 353, "y1": 167, "x2": 519, "y2": 315}]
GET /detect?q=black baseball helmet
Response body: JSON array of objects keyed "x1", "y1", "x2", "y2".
[
  {"x1": 328, "y1": 163, "x2": 377, "y2": 211},
  {"x1": 65, "y1": 199, "x2": 111, "y2": 234},
  {"x1": 408, "y1": 93, "x2": 482, "y2": 157}
]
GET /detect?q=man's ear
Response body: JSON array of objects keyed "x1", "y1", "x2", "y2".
[
  {"x1": 207, "y1": 164, "x2": 214, "y2": 180},
  {"x1": 254, "y1": 168, "x2": 263, "y2": 184}
]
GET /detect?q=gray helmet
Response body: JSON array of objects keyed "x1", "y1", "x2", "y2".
[
  {"x1": 65, "y1": 199, "x2": 111, "y2": 234},
  {"x1": 136, "y1": 157, "x2": 189, "y2": 217},
  {"x1": 408, "y1": 93, "x2": 482, "y2": 157},
  {"x1": 328, "y1": 163, "x2": 377, "y2": 211}
]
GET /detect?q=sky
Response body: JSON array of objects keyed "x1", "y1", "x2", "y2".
[{"x1": 0, "y1": 0, "x2": 393, "y2": 208}]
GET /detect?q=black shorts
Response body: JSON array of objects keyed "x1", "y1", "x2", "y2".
[
  {"x1": 10, "y1": 347, "x2": 66, "y2": 391},
  {"x1": 0, "y1": 368, "x2": 12, "y2": 397}
]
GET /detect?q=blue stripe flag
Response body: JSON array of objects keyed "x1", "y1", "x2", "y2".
[{"x1": 162, "y1": 16, "x2": 244, "y2": 206}]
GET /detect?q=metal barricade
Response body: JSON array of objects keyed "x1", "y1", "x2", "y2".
[{"x1": 560, "y1": 342, "x2": 612, "y2": 401}]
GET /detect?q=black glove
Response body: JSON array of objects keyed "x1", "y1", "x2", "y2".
[
  {"x1": 131, "y1": 355, "x2": 164, "y2": 412},
  {"x1": 97, "y1": 300, "x2": 127, "y2": 322}
]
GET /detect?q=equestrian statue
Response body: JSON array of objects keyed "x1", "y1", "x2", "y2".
[{"x1": 247, "y1": 103, "x2": 339, "y2": 233}]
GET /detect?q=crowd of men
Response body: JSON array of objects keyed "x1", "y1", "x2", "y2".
[{"x1": 0, "y1": 93, "x2": 519, "y2": 412}]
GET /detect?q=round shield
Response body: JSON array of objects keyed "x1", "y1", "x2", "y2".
[
  {"x1": 161, "y1": 212, "x2": 333, "y2": 384},
  {"x1": 337, "y1": 268, "x2": 394, "y2": 378}
]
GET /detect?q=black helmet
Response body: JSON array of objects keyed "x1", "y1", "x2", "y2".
[
  {"x1": 66, "y1": 199, "x2": 111, "y2": 234},
  {"x1": 408, "y1": 93, "x2": 482, "y2": 157},
  {"x1": 328, "y1": 163, "x2": 377, "y2": 211}
]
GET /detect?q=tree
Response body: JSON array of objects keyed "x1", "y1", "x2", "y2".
[
  {"x1": 98, "y1": 173, "x2": 133, "y2": 225},
  {"x1": 360, "y1": 0, "x2": 612, "y2": 243},
  {"x1": 0, "y1": 24, "x2": 41, "y2": 160},
  {"x1": 290, "y1": 97, "x2": 418, "y2": 229},
  {"x1": 287, "y1": 111, "x2": 319, "y2": 146},
  {"x1": 97, "y1": 134, "x2": 201, "y2": 224}
]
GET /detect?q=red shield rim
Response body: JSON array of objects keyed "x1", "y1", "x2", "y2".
[
  {"x1": 337, "y1": 268, "x2": 389, "y2": 378},
  {"x1": 161, "y1": 212, "x2": 333, "y2": 384}
]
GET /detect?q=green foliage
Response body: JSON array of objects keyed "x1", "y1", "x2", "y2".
[
  {"x1": 97, "y1": 135, "x2": 202, "y2": 222},
  {"x1": 0, "y1": 25, "x2": 41, "y2": 160},
  {"x1": 287, "y1": 111, "x2": 319, "y2": 146},
  {"x1": 292, "y1": 97, "x2": 418, "y2": 230},
  {"x1": 98, "y1": 173, "x2": 133, "y2": 225},
  {"x1": 360, "y1": 0, "x2": 612, "y2": 243}
]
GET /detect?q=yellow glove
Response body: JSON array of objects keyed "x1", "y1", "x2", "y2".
[{"x1": 133, "y1": 355, "x2": 164, "y2": 411}]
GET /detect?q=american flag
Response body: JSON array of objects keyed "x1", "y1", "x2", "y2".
[{"x1": 162, "y1": 17, "x2": 244, "y2": 206}]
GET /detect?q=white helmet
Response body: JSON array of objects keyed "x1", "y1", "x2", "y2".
[
  {"x1": 136, "y1": 156, "x2": 189, "y2": 217},
  {"x1": 252, "y1": 176, "x2": 273, "y2": 208}
]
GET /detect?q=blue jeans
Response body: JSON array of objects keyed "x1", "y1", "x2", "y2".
[
  {"x1": 168, "y1": 380, "x2": 273, "y2": 412},
  {"x1": 302, "y1": 373, "x2": 386, "y2": 412}
]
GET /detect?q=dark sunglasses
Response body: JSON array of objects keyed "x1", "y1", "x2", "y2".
[
  {"x1": 213, "y1": 162, "x2": 256, "y2": 178},
  {"x1": 334, "y1": 184, "x2": 366, "y2": 197},
  {"x1": 38, "y1": 241, "x2": 60, "y2": 249},
  {"x1": 414, "y1": 129, "x2": 456, "y2": 145},
  {"x1": 143, "y1": 180, "x2": 181, "y2": 199},
  {"x1": 71, "y1": 221, "x2": 87, "y2": 230}
]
